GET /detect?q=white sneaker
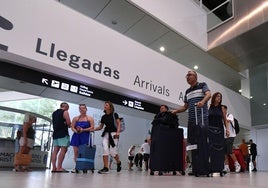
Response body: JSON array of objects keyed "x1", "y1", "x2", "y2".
[
  {"x1": 235, "y1": 163, "x2": 241, "y2": 173},
  {"x1": 223, "y1": 166, "x2": 230, "y2": 174}
]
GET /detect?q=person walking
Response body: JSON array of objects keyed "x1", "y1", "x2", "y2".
[
  {"x1": 249, "y1": 139, "x2": 257, "y2": 172},
  {"x1": 222, "y1": 105, "x2": 241, "y2": 173},
  {"x1": 239, "y1": 138, "x2": 249, "y2": 170},
  {"x1": 51, "y1": 102, "x2": 71, "y2": 173},
  {"x1": 128, "y1": 145, "x2": 136, "y2": 171},
  {"x1": 93, "y1": 101, "x2": 122, "y2": 174},
  {"x1": 141, "y1": 139, "x2": 150, "y2": 171},
  {"x1": 172, "y1": 70, "x2": 211, "y2": 176},
  {"x1": 17, "y1": 113, "x2": 37, "y2": 171}
]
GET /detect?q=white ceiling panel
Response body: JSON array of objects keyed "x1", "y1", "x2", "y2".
[
  {"x1": 124, "y1": 15, "x2": 169, "y2": 45},
  {"x1": 60, "y1": 0, "x2": 110, "y2": 18},
  {"x1": 148, "y1": 31, "x2": 190, "y2": 56},
  {"x1": 95, "y1": 0, "x2": 145, "y2": 33}
]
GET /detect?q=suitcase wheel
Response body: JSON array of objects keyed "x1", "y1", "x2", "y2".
[
  {"x1": 92, "y1": 170, "x2": 94, "y2": 173},
  {"x1": 172, "y1": 171, "x2": 177, "y2": 175},
  {"x1": 181, "y1": 171, "x2": 185, "y2": 176},
  {"x1": 150, "y1": 171, "x2": 154, "y2": 176},
  {"x1": 83, "y1": 170, "x2": 87, "y2": 174},
  {"x1": 158, "y1": 171, "x2": 163, "y2": 176}
]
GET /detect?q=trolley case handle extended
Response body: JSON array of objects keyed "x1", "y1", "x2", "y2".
[
  {"x1": 89, "y1": 131, "x2": 95, "y2": 147},
  {"x1": 187, "y1": 104, "x2": 204, "y2": 151},
  {"x1": 194, "y1": 103, "x2": 204, "y2": 126}
]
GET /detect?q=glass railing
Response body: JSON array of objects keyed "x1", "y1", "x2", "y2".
[{"x1": 192, "y1": 0, "x2": 234, "y2": 31}]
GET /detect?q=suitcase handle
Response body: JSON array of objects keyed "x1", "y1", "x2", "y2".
[
  {"x1": 89, "y1": 132, "x2": 95, "y2": 147},
  {"x1": 194, "y1": 104, "x2": 204, "y2": 126}
]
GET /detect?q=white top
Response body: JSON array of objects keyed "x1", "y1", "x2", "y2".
[
  {"x1": 128, "y1": 146, "x2": 135, "y2": 157},
  {"x1": 224, "y1": 113, "x2": 236, "y2": 138},
  {"x1": 141, "y1": 142, "x2": 150, "y2": 154}
]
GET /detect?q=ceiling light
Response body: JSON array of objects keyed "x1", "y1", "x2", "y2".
[
  {"x1": 264, "y1": 103, "x2": 267, "y2": 106},
  {"x1": 193, "y1": 65, "x2": 198, "y2": 70},
  {"x1": 159, "y1": 46, "x2": 165, "y2": 52},
  {"x1": 239, "y1": 89, "x2": 242, "y2": 93},
  {"x1": 250, "y1": 96, "x2": 253, "y2": 99}
]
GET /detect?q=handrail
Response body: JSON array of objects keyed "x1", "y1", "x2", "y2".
[{"x1": 0, "y1": 105, "x2": 52, "y2": 123}]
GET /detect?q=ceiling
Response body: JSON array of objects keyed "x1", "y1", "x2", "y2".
[{"x1": 54, "y1": 0, "x2": 237, "y2": 92}]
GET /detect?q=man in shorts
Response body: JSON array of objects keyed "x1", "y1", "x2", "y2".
[
  {"x1": 51, "y1": 102, "x2": 71, "y2": 172},
  {"x1": 222, "y1": 105, "x2": 241, "y2": 173}
]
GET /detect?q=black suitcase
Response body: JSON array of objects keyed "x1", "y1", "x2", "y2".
[
  {"x1": 75, "y1": 133, "x2": 96, "y2": 173},
  {"x1": 150, "y1": 123, "x2": 185, "y2": 176},
  {"x1": 208, "y1": 126, "x2": 225, "y2": 176},
  {"x1": 188, "y1": 106, "x2": 210, "y2": 177}
]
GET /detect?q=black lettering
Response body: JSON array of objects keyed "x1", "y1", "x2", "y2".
[
  {"x1": 57, "y1": 50, "x2": 67, "y2": 61},
  {"x1": 165, "y1": 89, "x2": 170, "y2": 96},
  {"x1": 69, "y1": 55, "x2": 80, "y2": 68},
  {"x1": 113, "y1": 70, "x2": 120, "y2": 79},
  {"x1": 82, "y1": 59, "x2": 92, "y2": 70},
  {"x1": 50, "y1": 43, "x2": 55, "y2": 58},
  {"x1": 93, "y1": 61, "x2": 102, "y2": 73},
  {"x1": 157, "y1": 86, "x2": 163, "y2": 94},
  {"x1": 35, "y1": 38, "x2": 47, "y2": 56},
  {"x1": 133, "y1": 75, "x2": 141, "y2": 86},
  {"x1": 103, "y1": 67, "x2": 112, "y2": 77}
]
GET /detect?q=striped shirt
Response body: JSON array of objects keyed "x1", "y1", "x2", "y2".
[{"x1": 184, "y1": 82, "x2": 210, "y2": 123}]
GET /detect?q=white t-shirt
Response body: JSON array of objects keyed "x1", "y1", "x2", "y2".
[
  {"x1": 224, "y1": 113, "x2": 236, "y2": 138},
  {"x1": 141, "y1": 142, "x2": 150, "y2": 154},
  {"x1": 128, "y1": 147, "x2": 135, "y2": 157}
]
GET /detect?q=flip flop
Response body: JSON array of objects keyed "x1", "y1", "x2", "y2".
[{"x1": 56, "y1": 169, "x2": 69, "y2": 173}]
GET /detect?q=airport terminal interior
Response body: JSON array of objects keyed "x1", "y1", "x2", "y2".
[{"x1": 1, "y1": 0, "x2": 268, "y2": 188}]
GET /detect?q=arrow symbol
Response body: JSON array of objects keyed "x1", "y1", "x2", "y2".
[
  {"x1": 122, "y1": 100, "x2": 128, "y2": 105},
  {"x1": 42, "y1": 78, "x2": 49, "y2": 85}
]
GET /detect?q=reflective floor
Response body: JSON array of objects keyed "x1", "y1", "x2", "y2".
[{"x1": 0, "y1": 169, "x2": 266, "y2": 188}]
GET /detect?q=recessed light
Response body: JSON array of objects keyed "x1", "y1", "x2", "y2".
[
  {"x1": 263, "y1": 103, "x2": 267, "y2": 106},
  {"x1": 250, "y1": 96, "x2": 253, "y2": 99},
  {"x1": 194, "y1": 65, "x2": 198, "y2": 70},
  {"x1": 239, "y1": 89, "x2": 242, "y2": 93},
  {"x1": 159, "y1": 46, "x2": 165, "y2": 52}
]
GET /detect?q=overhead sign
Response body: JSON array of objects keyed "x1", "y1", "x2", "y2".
[{"x1": 0, "y1": 61, "x2": 159, "y2": 113}]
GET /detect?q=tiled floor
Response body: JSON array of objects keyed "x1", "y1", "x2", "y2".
[{"x1": 0, "y1": 169, "x2": 266, "y2": 188}]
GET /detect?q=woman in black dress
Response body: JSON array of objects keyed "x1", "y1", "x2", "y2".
[{"x1": 208, "y1": 92, "x2": 228, "y2": 175}]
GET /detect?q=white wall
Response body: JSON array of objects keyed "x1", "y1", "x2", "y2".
[
  {"x1": 129, "y1": 0, "x2": 208, "y2": 50},
  {"x1": 0, "y1": 0, "x2": 251, "y2": 130}
]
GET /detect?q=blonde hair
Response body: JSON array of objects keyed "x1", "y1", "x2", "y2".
[{"x1": 24, "y1": 113, "x2": 37, "y2": 123}]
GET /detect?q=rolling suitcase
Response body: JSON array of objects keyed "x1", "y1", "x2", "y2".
[
  {"x1": 150, "y1": 125, "x2": 185, "y2": 175},
  {"x1": 228, "y1": 149, "x2": 247, "y2": 172},
  {"x1": 208, "y1": 126, "x2": 225, "y2": 176},
  {"x1": 188, "y1": 105, "x2": 210, "y2": 177},
  {"x1": 75, "y1": 132, "x2": 96, "y2": 173},
  {"x1": 150, "y1": 112, "x2": 185, "y2": 176}
]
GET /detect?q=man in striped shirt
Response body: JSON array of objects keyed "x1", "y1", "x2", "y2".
[{"x1": 172, "y1": 70, "x2": 211, "y2": 175}]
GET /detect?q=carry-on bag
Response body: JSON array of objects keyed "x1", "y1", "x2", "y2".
[
  {"x1": 14, "y1": 153, "x2": 32, "y2": 166},
  {"x1": 75, "y1": 132, "x2": 96, "y2": 173},
  {"x1": 150, "y1": 112, "x2": 185, "y2": 176},
  {"x1": 150, "y1": 125, "x2": 185, "y2": 175}
]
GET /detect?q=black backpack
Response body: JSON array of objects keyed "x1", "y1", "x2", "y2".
[{"x1": 231, "y1": 118, "x2": 240, "y2": 134}]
